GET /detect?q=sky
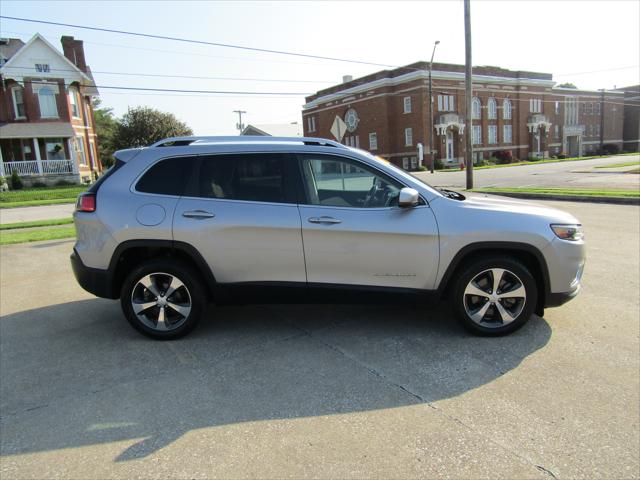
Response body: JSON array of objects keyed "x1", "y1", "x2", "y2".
[{"x1": 1, "y1": 0, "x2": 639, "y2": 135}]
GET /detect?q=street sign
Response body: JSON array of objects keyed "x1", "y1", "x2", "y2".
[{"x1": 330, "y1": 116, "x2": 348, "y2": 142}]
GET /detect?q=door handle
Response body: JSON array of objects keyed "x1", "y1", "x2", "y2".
[
  {"x1": 182, "y1": 210, "x2": 215, "y2": 219},
  {"x1": 308, "y1": 216, "x2": 342, "y2": 224}
]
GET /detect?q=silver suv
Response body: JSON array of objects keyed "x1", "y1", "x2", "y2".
[{"x1": 71, "y1": 136, "x2": 585, "y2": 339}]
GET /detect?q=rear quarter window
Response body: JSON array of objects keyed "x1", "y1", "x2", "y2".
[{"x1": 136, "y1": 156, "x2": 196, "y2": 196}]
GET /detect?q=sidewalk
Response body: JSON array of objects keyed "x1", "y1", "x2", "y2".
[{"x1": 0, "y1": 203, "x2": 75, "y2": 224}]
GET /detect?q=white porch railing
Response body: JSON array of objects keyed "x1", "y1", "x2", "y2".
[{"x1": 2, "y1": 160, "x2": 76, "y2": 176}]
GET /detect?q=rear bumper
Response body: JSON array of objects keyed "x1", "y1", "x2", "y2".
[
  {"x1": 545, "y1": 282, "x2": 581, "y2": 308},
  {"x1": 70, "y1": 249, "x2": 117, "y2": 299}
]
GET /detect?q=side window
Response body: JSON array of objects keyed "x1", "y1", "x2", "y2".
[
  {"x1": 197, "y1": 153, "x2": 289, "y2": 203},
  {"x1": 136, "y1": 156, "x2": 196, "y2": 196},
  {"x1": 300, "y1": 155, "x2": 402, "y2": 208}
]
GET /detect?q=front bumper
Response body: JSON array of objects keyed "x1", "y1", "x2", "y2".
[
  {"x1": 70, "y1": 249, "x2": 117, "y2": 299},
  {"x1": 545, "y1": 282, "x2": 581, "y2": 308}
]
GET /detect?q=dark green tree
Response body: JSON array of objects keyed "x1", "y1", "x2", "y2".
[
  {"x1": 112, "y1": 106, "x2": 193, "y2": 151},
  {"x1": 557, "y1": 82, "x2": 577, "y2": 89},
  {"x1": 92, "y1": 98, "x2": 117, "y2": 168}
]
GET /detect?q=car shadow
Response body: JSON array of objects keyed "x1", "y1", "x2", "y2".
[{"x1": 0, "y1": 299, "x2": 552, "y2": 462}]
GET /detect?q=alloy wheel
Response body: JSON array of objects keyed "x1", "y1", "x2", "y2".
[
  {"x1": 463, "y1": 268, "x2": 527, "y2": 327},
  {"x1": 130, "y1": 272, "x2": 192, "y2": 331}
]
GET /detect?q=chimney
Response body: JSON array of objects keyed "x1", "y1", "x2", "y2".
[
  {"x1": 342, "y1": 75, "x2": 353, "y2": 83},
  {"x1": 61, "y1": 36, "x2": 87, "y2": 72}
]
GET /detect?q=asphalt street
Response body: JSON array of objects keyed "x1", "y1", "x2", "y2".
[
  {"x1": 415, "y1": 153, "x2": 640, "y2": 190},
  {"x1": 0, "y1": 200, "x2": 639, "y2": 479}
]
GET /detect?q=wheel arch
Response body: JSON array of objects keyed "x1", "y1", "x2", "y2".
[
  {"x1": 437, "y1": 242, "x2": 550, "y2": 316},
  {"x1": 109, "y1": 240, "x2": 217, "y2": 299}
]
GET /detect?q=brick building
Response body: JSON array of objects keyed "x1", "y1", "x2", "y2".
[
  {"x1": 618, "y1": 85, "x2": 640, "y2": 152},
  {"x1": 0, "y1": 33, "x2": 101, "y2": 184},
  {"x1": 302, "y1": 62, "x2": 626, "y2": 169}
]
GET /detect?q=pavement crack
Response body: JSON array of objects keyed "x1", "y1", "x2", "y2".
[{"x1": 536, "y1": 465, "x2": 558, "y2": 479}]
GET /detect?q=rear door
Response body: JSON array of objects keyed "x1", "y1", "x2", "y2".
[
  {"x1": 297, "y1": 153, "x2": 440, "y2": 290},
  {"x1": 173, "y1": 152, "x2": 306, "y2": 284}
]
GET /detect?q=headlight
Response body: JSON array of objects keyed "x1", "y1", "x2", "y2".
[{"x1": 550, "y1": 224, "x2": 584, "y2": 241}]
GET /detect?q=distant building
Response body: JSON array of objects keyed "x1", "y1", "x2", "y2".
[
  {"x1": 0, "y1": 34, "x2": 101, "y2": 184},
  {"x1": 302, "y1": 62, "x2": 626, "y2": 170},
  {"x1": 617, "y1": 85, "x2": 640, "y2": 152},
  {"x1": 241, "y1": 122, "x2": 303, "y2": 137}
]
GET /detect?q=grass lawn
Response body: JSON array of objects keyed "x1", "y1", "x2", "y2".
[
  {"x1": 594, "y1": 160, "x2": 640, "y2": 169},
  {"x1": 436, "y1": 152, "x2": 640, "y2": 172},
  {"x1": 0, "y1": 185, "x2": 85, "y2": 208},
  {"x1": 0, "y1": 218, "x2": 73, "y2": 230},
  {"x1": 0, "y1": 225, "x2": 76, "y2": 245},
  {"x1": 471, "y1": 187, "x2": 640, "y2": 198}
]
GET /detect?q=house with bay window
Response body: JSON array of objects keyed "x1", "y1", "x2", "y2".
[{"x1": 0, "y1": 33, "x2": 101, "y2": 185}]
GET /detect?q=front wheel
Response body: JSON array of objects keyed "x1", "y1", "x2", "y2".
[
  {"x1": 120, "y1": 259, "x2": 205, "y2": 339},
  {"x1": 451, "y1": 256, "x2": 538, "y2": 336}
]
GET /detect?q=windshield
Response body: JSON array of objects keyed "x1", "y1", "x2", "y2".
[{"x1": 361, "y1": 150, "x2": 445, "y2": 197}]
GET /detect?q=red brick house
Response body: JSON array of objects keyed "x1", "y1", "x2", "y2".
[
  {"x1": 302, "y1": 62, "x2": 625, "y2": 169},
  {"x1": 0, "y1": 33, "x2": 101, "y2": 185}
]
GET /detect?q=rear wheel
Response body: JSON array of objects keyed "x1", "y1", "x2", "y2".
[
  {"x1": 452, "y1": 256, "x2": 537, "y2": 336},
  {"x1": 121, "y1": 259, "x2": 205, "y2": 339}
]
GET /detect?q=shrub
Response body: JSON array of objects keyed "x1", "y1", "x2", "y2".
[
  {"x1": 0, "y1": 175, "x2": 7, "y2": 192},
  {"x1": 55, "y1": 179, "x2": 74, "y2": 187},
  {"x1": 601, "y1": 144, "x2": 620, "y2": 155},
  {"x1": 557, "y1": 152, "x2": 567, "y2": 159},
  {"x1": 32, "y1": 181, "x2": 47, "y2": 188},
  {"x1": 434, "y1": 158, "x2": 444, "y2": 170},
  {"x1": 493, "y1": 150, "x2": 513, "y2": 164},
  {"x1": 417, "y1": 165, "x2": 427, "y2": 171},
  {"x1": 10, "y1": 170, "x2": 23, "y2": 190}
]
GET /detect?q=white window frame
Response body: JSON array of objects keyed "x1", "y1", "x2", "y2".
[
  {"x1": 45, "y1": 138, "x2": 65, "y2": 160},
  {"x1": 369, "y1": 132, "x2": 378, "y2": 150},
  {"x1": 403, "y1": 96, "x2": 412, "y2": 114},
  {"x1": 307, "y1": 116, "x2": 316, "y2": 132},
  {"x1": 472, "y1": 125, "x2": 482, "y2": 145},
  {"x1": 438, "y1": 94, "x2": 455, "y2": 112},
  {"x1": 402, "y1": 157, "x2": 409, "y2": 170},
  {"x1": 11, "y1": 87, "x2": 26, "y2": 119},
  {"x1": 488, "y1": 125, "x2": 497, "y2": 144},
  {"x1": 502, "y1": 98, "x2": 512, "y2": 120},
  {"x1": 488, "y1": 98, "x2": 497, "y2": 119},
  {"x1": 529, "y1": 98, "x2": 542, "y2": 113},
  {"x1": 37, "y1": 86, "x2": 58, "y2": 118},
  {"x1": 35, "y1": 63, "x2": 50, "y2": 73},
  {"x1": 503, "y1": 125, "x2": 513, "y2": 144},
  {"x1": 69, "y1": 87, "x2": 80, "y2": 118},
  {"x1": 75, "y1": 135, "x2": 87, "y2": 166},
  {"x1": 404, "y1": 127, "x2": 413, "y2": 146},
  {"x1": 410, "y1": 157, "x2": 417, "y2": 169},
  {"x1": 555, "y1": 101, "x2": 560, "y2": 115},
  {"x1": 471, "y1": 97, "x2": 481, "y2": 119},
  {"x1": 554, "y1": 124, "x2": 559, "y2": 138}
]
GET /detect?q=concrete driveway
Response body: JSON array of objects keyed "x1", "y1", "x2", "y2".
[
  {"x1": 0, "y1": 200, "x2": 638, "y2": 479},
  {"x1": 415, "y1": 153, "x2": 640, "y2": 190}
]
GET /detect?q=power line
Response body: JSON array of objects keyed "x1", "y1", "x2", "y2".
[
  {"x1": 0, "y1": 65, "x2": 334, "y2": 84},
  {"x1": 26, "y1": 80, "x2": 309, "y2": 96},
  {"x1": 0, "y1": 15, "x2": 398, "y2": 68}
]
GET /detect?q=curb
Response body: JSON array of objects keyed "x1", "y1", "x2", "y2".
[{"x1": 472, "y1": 191, "x2": 640, "y2": 205}]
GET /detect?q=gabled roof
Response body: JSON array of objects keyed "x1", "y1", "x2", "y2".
[
  {"x1": 0, "y1": 38, "x2": 26, "y2": 62},
  {"x1": 0, "y1": 33, "x2": 92, "y2": 84},
  {"x1": 241, "y1": 123, "x2": 303, "y2": 137}
]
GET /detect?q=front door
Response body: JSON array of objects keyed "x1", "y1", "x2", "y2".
[
  {"x1": 173, "y1": 152, "x2": 306, "y2": 284},
  {"x1": 297, "y1": 153, "x2": 440, "y2": 290},
  {"x1": 446, "y1": 130, "x2": 454, "y2": 162}
]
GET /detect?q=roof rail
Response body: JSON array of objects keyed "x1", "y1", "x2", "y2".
[{"x1": 149, "y1": 136, "x2": 347, "y2": 149}]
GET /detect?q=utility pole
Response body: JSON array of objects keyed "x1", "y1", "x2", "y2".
[
  {"x1": 428, "y1": 40, "x2": 440, "y2": 174},
  {"x1": 233, "y1": 110, "x2": 246, "y2": 135},
  {"x1": 599, "y1": 88, "x2": 605, "y2": 153},
  {"x1": 464, "y1": 0, "x2": 473, "y2": 189}
]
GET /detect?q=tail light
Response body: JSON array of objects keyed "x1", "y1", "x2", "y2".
[{"x1": 76, "y1": 193, "x2": 96, "y2": 212}]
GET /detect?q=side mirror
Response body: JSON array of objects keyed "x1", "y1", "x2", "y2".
[{"x1": 398, "y1": 187, "x2": 420, "y2": 207}]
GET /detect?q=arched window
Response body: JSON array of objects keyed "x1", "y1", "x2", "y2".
[
  {"x1": 38, "y1": 86, "x2": 58, "y2": 118},
  {"x1": 471, "y1": 97, "x2": 481, "y2": 119},
  {"x1": 488, "y1": 98, "x2": 497, "y2": 119},
  {"x1": 502, "y1": 98, "x2": 512, "y2": 120}
]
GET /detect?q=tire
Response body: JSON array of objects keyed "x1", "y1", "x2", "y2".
[
  {"x1": 120, "y1": 258, "x2": 206, "y2": 339},
  {"x1": 451, "y1": 256, "x2": 538, "y2": 336}
]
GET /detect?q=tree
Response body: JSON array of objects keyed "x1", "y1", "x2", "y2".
[
  {"x1": 112, "y1": 106, "x2": 193, "y2": 151},
  {"x1": 557, "y1": 82, "x2": 578, "y2": 89},
  {"x1": 92, "y1": 98, "x2": 117, "y2": 168}
]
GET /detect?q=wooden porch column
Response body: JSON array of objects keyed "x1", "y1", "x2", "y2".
[
  {"x1": 0, "y1": 145, "x2": 5, "y2": 177},
  {"x1": 33, "y1": 138, "x2": 43, "y2": 174}
]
